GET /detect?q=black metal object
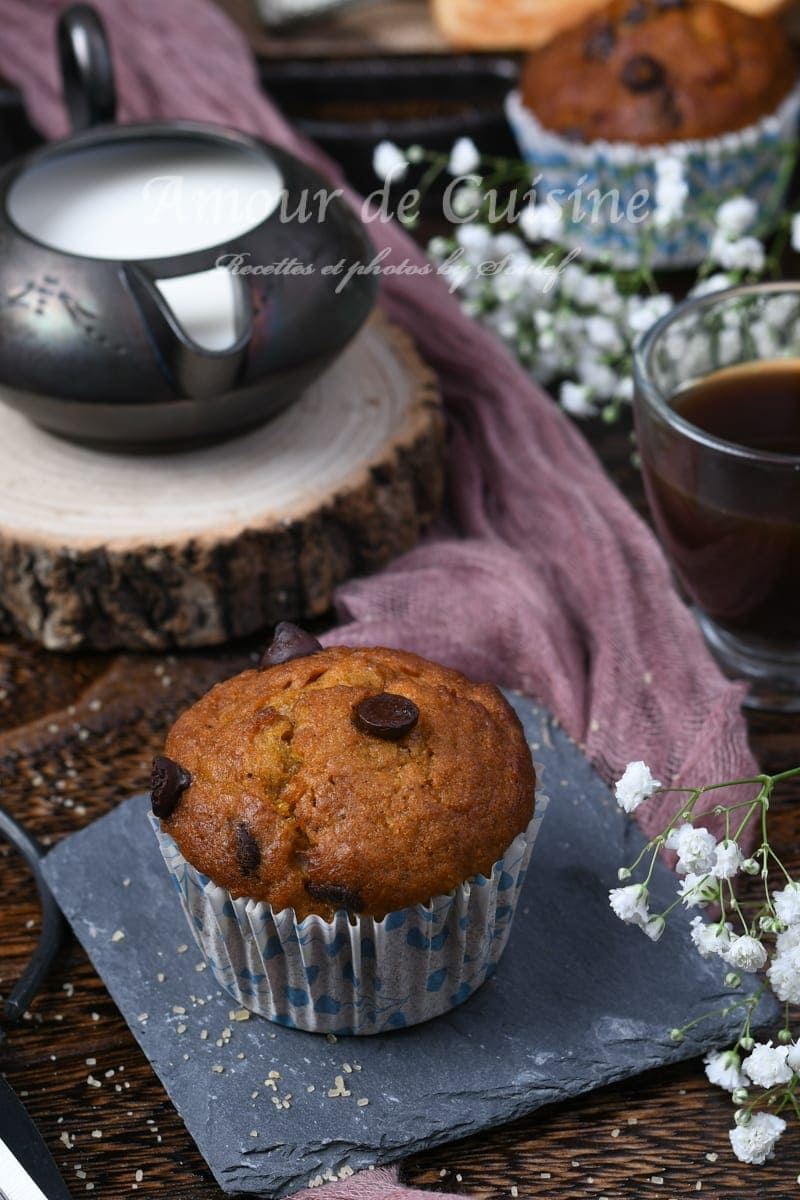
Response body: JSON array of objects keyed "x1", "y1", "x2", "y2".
[
  {"x1": 0, "y1": 5, "x2": 378, "y2": 449},
  {"x1": 0, "y1": 806, "x2": 65, "y2": 1037},
  {"x1": 58, "y1": 3, "x2": 116, "y2": 131},
  {"x1": 0, "y1": 1077, "x2": 72, "y2": 1200}
]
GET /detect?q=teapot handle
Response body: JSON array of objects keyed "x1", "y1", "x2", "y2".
[{"x1": 57, "y1": 3, "x2": 117, "y2": 132}]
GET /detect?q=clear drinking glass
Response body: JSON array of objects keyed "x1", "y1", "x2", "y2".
[{"x1": 633, "y1": 282, "x2": 800, "y2": 712}]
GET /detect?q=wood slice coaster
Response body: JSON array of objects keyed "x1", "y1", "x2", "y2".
[{"x1": 0, "y1": 313, "x2": 444, "y2": 651}]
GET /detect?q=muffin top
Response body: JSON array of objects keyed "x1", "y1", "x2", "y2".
[
  {"x1": 520, "y1": 0, "x2": 797, "y2": 145},
  {"x1": 155, "y1": 637, "x2": 536, "y2": 921}
]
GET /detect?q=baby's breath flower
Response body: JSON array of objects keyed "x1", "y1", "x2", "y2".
[
  {"x1": 626, "y1": 294, "x2": 673, "y2": 335},
  {"x1": 609, "y1": 884, "x2": 650, "y2": 928},
  {"x1": 447, "y1": 137, "x2": 480, "y2": 177},
  {"x1": 767, "y1": 946, "x2": 800, "y2": 1005},
  {"x1": 559, "y1": 381, "x2": 596, "y2": 419},
  {"x1": 518, "y1": 202, "x2": 563, "y2": 244},
  {"x1": 653, "y1": 156, "x2": 688, "y2": 229},
  {"x1": 677, "y1": 873, "x2": 719, "y2": 909},
  {"x1": 585, "y1": 315, "x2": 625, "y2": 355},
  {"x1": 704, "y1": 1049, "x2": 748, "y2": 1092},
  {"x1": 724, "y1": 935, "x2": 768, "y2": 974},
  {"x1": 427, "y1": 236, "x2": 451, "y2": 260},
  {"x1": 372, "y1": 141, "x2": 408, "y2": 183},
  {"x1": 729, "y1": 1113, "x2": 786, "y2": 1165},
  {"x1": 666, "y1": 824, "x2": 717, "y2": 876},
  {"x1": 715, "y1": 197, "x2": 757, "y2": 239},
  {"x1": 450, "y1": 185, "x2": 483, "y2": 220},
  {"x1": 642, "y1": 914, "x2": 666, "y2": 942},
  {"x1": 773, "y1": 882, "x2": 800, "y2": 927},
  {"x1": 576, "y1": 357, "x2": 618, "y2": 400},
  {"x1": 777, "y1": 926, "x2": 800, "y2": 955},
  {"x1": 710, "y1": 231, "x2": 766, "y2": 275},
  {"x1": 455, "y1": 223, "x2": 491, "y2": 256},
  {"x1": 792, "y1": 212, "x2": 800, "y2": 255},
  {"x1": 712, "y1": 840, "x2": 744, "y2": 880},
  {"x1": 690, "y1": 916, "x2": 733, "y2": 959},
  {"x1": 614, "y1": 761, "x2": 661, "y2": 813},
  {"x1": 742, "y1": 1042, "x2": 792, "y2": 1089},
  {"x1": 786, "y1": 1042, "x2": 800, "y2": 1074}
]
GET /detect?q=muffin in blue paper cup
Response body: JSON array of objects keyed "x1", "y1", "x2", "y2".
[
  {"x1": 506, "y1": 0, "x2": 800, "y2": 268},
  {"x1": 149, "y1": 627, "x2": 543, "y2": 1035}
]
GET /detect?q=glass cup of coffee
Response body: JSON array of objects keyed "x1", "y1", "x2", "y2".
[{"x1": 633, "y1": 282, "x2": 800, "y2": 712}]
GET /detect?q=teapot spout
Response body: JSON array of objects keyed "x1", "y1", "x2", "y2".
[{"x1": 122, "y1": 263, "x2": 254, "y2": 400}]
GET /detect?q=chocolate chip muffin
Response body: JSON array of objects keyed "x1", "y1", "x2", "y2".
[
  {"x1": 520, "y1": 0, "x2": 797, "y2": 145},
  {"x1": 154, "y1": 629, "x2": 536, "y2": 922}
]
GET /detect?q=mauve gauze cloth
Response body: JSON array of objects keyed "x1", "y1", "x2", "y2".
[{"x1": 0, "y1": 1, "x2": 758, "y2": 1195}]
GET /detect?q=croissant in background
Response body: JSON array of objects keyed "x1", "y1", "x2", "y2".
[{"x1": 431, "y1": 0, "x2": 791, "y2": 50}]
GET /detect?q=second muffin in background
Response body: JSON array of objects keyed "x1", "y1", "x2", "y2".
[
  {"x1": 507, "y1": 0, "x2": 800, "y2": 267},
  {"x1": 151, "y1": 627, "x2": 541, "y2": 1034}
]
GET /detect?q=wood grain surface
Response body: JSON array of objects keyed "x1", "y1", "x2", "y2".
[{"x1": 0, "y1": 413, "x2": 798, "y2": 1200}]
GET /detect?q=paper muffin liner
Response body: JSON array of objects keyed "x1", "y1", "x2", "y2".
[
  {"x1": 149, "y1": 786, "x2": 548, "y2": 1036},
  {"x1": 505, "y1": 84, "x2": 800, "y2": 269}
]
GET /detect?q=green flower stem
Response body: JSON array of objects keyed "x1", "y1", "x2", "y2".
[
  {"x1": 724, "y1": 877, "x2": 749, "y2": 937},
  {"x1": 747, "y1": 1078, "x2": 796, "y2": 1117},
  {"x1": 671, "y1": 988, "x2": 765, "y2": 1041},
  {"x1": 657, "y1": 896, "x2": 685, "y2": 921},
  {"x1": 766, "y1": 846, "x2": 795, "y2": 886},
  {"x1": 735, "y1": 986, "x2": 767, "y2": 1051},
  {"x1": 767, "y1": 767, "x2": 800, "y2": 786},
  {"x1": 733, "y1": 799, "x2": 765, "y2": 845},
  {"x1": 692, "y1": 797, "x2": 763, "y2": 823}
]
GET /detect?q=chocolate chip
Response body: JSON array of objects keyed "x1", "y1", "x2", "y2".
[
  {"x1": 354, "y1": 692, "x2": 420, "y2": 741},
  {"x1": 584, "y1": 21, "x2": 615, "y2": 61},
  {"x1": 620, "y1": 55, "x2": 666, "y2": 93},
  {"x1": 151, "y1": 755, "x2": 191, "y2": 819},
  {"x1": 235, "y1": 822, "x2": 261, "y2": 875},
  {"x1": 305, "y1": 880, "x2": 364, "y2": 912},
  {"x1": 260, "y1": 622, "x2": 323, "y2": 669},
  {"x1": 656, "y1": 0, "x2": 686, "y2": 8}
]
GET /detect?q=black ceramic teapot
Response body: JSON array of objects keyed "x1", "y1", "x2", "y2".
[{"x1": 0, "y1": 4, "x2": 378, "y2": 448}]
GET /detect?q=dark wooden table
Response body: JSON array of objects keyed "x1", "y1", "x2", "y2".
[
  {"x1": 1, "y1": 412, "x2": 798, "y2": 1200},
  {"x1": 2, "y1": 1, "x2": 800, "y2": 1192}
]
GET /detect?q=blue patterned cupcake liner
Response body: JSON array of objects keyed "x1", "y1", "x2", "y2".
[
  {"x1": 149, "y1": 787, "x2": 547, "y2": 1036},
  {"x1": 505, "y1": 85, "x2": 800, "y2": 269}
]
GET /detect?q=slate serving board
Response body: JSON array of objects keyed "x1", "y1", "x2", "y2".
[{"x1": 42, "y1": 694, "x2": 771, "y2": 1198}]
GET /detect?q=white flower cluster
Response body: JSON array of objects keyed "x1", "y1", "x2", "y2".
[
  {"x1": 608, "y1": 883, "x2": 665, "y2": 942},
  {"x1": 614, "y1": 761, "x2": 662, "y2": 813},
  {"x1": 653, "y1": 156, "x2": 689, "y2": 229},
  {"x1": 705, "y1": 1040, "x2": 800, "y2": 1163},
  {"x1": 710, "y1": 195, "x2": 766, "y2": 275},
  {"x1": 372, "y1": 140, "x2": 409, "y2": 184},
  {"x1": 768, "y1": 899, "x2": 800, "y2": 1005},
  {"x1": 608, "y1": 760, "x2": 800, "y2": 1166},
  {"x1": 423, "y1": 148, "x2": 789, "y2": 420},
  {"x1": 428, "y1": 227, "x2": 675, "y2": 420}
]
